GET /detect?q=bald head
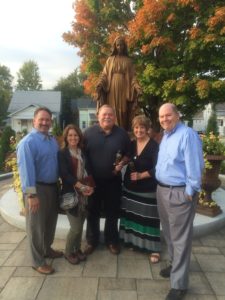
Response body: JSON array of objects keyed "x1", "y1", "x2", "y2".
[
  {"x1": 159, "y1": 103, "x2": 179, "y2": 115},
  {"x1": 159, "y1": 103, "x2": 180, "y2": 132}
]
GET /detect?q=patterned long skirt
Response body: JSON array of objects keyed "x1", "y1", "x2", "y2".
[{"x1": 119, "y1": 187, "x2": 161, "y2": 253}]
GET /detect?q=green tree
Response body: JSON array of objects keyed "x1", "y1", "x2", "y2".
[
  {"x1": 0, "y1": 65, "x2": 13, "y2": 126},
  {"x1": 128, "y1": 0, "x2": 225, "y2": 128},
  {"x1": 54, "y1": 69, "x2": 84, "y2": 126},
  {"x1": 16, "y1": 60, "x2": 42, "y2": 91},
  {"x1": 63, "y1": 0, "x2": 134, "y2": 95},
  {"x1": 51, "y1": 119, "x2": 62, "y2": 137},
  {"x1": 206, "y1": 106, "x2": 219, "y2": 136},
  {"x1": 0, "y1": 126, "x2": 15, "y2": 170},
  {"x1": 64, "y1": 0, "x2": 225, "y2": 129}
]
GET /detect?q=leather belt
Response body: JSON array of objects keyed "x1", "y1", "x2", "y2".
[
  {"x1": 158, "y1": 182, "x2": 186, "y2": 188},
  {"x1": 36, "y1": 181, "x2": 57, "y2": 186}
]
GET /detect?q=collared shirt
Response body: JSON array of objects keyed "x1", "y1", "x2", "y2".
[
  {"x1": 155, "y1": 122, "x2": 204, "y2": 196},
  {"x1": 17, "y1": 128, "x2": 59, "y2": 194},
  {"x1": 84, "y1": 124, "x2": 131, "y2": 180}
]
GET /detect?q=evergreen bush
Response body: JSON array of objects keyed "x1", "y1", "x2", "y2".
[{"x1": 0, "y1": 126, "x2": 15, "y2": 170}]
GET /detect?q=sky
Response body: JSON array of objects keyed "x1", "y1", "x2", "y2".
[{"x1": 0, "y1": 0, "x2": 81, "y2": 90}]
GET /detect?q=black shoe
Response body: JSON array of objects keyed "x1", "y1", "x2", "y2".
[
  {"x1": 160, "y1": 265, "x2": 172, "y2": 278},
  {"x1": 165, "y1": 289, "x2": 187, "y2": 300},
  {"x1": 107, "y1": 244, "x2": 120, "y2": 255}
]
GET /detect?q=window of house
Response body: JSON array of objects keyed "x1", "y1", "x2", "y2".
[
  {"x1": 218, "y1": 120, "x2": 223, "y2": 126},
  {"x1": 21, "y1": 120, "x2": 28, "y2": 127},
  {"x1": 82, "y1": 121, "x2": 86, "y2": 129}
]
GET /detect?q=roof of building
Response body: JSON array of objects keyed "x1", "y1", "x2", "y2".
[
  {"x1": 8, "y1": 104, "x2": 39, "y2": 117},
  {"x1": 216, "y1": 103, "x2": 225, "y2": 111},
  {"x1": 193, "y1": 110, "x2": 204, "y2": 119},
  {"x1": 8, "y1": 90, "x2": 61, "y2": 113}
]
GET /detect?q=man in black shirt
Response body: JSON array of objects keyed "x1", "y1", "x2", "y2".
[{"x1": 84, "y1": 105, "x2": 130, "y2": 255}]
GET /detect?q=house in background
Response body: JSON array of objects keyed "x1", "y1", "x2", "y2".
[
  {"x1": 214, "y1": 103, "x2": 225, "y2": 136},
  {"x1": 71, "y1": 96, "x2": 97, "y2": 130},
  {"x1": 192, "y1": 103, "x2": 225, "y2": 136},
  {"x1": 8, "y1": 91, "x2": 61, "y2": 133}
]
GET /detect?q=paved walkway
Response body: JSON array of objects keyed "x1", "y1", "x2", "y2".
[{"x1": 1, "y1": 179, "x2": 225, "y2": 300}]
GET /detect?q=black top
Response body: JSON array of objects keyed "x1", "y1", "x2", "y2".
[
  {"x1": 83, "y1": 124, "x2": 131, "y2": 181},
  {"x1": 58, "y1": 147, "x2": 84, "y2": 194},
  {"x1": 124, "y1": 139, "x2": 159, "y2": 193}
]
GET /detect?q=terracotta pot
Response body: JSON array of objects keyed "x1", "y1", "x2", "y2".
[
  {"x1": 197, "y1": 155, "x2": 225, "y2": 217},
  {"x1": 202, "y1": 155, "x2": 225, "y2": 194}
]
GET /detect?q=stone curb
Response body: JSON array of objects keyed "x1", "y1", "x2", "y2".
[
  {"x1": 1, "y1": 187, "x2": 225, "y2": 239},
  {"x1": 0, "y1": 172, "x2": 13, "y2": 181}
]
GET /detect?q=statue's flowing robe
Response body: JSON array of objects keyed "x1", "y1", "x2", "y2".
[{"x1": 98, "y1": 55, "x2": 140, "y2": 130}]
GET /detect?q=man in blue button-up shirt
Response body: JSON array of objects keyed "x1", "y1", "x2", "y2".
[
  {"x1": 156, "y1": 103, "x2": 204, "y2": 300},
  {"x1": 17, "y1": 107, "x2": 63, "y2": 275}
]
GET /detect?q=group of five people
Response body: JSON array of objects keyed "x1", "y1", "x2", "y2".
[{"x1": 17, "y1": 103, "x2": 204, "y2": 300}]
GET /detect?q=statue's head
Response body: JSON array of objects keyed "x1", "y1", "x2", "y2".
[{"x1": 111, "y1": 36, "x2": 128, "y2": 56}]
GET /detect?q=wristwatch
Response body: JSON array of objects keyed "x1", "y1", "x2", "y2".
[{"x1": 28, "y1": 194, "x2": 37, "y2": 198}]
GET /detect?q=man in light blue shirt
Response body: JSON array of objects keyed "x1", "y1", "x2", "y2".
[
  {"x1": 17, "y1": 107, "x2": 63, "y2": 275},
  {"x1": 155, "y1": 103, "x2": 204, "y2": 300}
]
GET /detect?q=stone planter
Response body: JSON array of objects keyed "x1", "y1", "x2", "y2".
[{"x1": 197, "y1": 155, "x2": 225, "y2": 217}]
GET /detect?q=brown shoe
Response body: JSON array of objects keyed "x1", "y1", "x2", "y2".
[
  {"x1": 76, "y1": 249, "x2": 87, "y2": 261},
  {"x1": 64, "y1": 253, "x2": 80, "y2": 265},
  {"x1": 108, "y1": 244, "x2": 120, "y2": 255},
  {"x1": 83, "y1": 244, "x2": 96, "y2": 255},
  {"x1": 32, "y1": 264, "x2": 55, "y2": 275},
  {"x1": 45, "y1": 248, "x2": 63, "y2": 259}
]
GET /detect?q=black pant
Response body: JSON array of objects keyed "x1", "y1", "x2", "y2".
[{"x1": 86, "y1": 177, "x2": 122, "y2": 246}]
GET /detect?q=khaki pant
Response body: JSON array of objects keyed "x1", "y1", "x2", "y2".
[
  {"x1": 65, "y1": 209, "x2": 86, "y2": 255},
  {"x1": 157, "y1": 185, "x2": 197, "y2": 290},
  {"x1": 25, "y1": 184, "x2": 58, "y2": 267}
]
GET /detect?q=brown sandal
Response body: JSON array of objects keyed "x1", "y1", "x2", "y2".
[{"x1": 149, "y1": 253, "x2": 160, "y2": 264}]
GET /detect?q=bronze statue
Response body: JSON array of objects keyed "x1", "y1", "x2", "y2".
[{"x1": 96, "y1": 36, "x2": 142, "y2": 131}]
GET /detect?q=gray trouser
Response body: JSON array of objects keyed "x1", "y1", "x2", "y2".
[
  {"x1": 25, "y1": 184, "x2": 58, "y2": 267},
  {"x1": 157, "y1": 185, "x2": 197, "y2": 290},
  {"x1": 65, "y1": 210, "x2": 86, "y2": 255}
]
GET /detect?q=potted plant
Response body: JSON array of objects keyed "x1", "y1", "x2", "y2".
[{"x1": 197, "y1": 132, "x2": 225, "y2": 217}]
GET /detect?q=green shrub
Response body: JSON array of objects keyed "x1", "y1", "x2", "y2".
[
  {"x1": 0, "y1": 126, "x2": 15, "y2": 170},
  {"x1": 206, "y1": 109, "x2": 219, "y2": 136},
  {"x1": 51, "y1": 120, "x2": 62, "y2": 137},
  {"x1": 220, "y1": 161, "x2": 225, "y2": 175}
]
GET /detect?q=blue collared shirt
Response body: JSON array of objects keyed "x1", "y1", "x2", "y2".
[
  {"x1": 155, "y1": 122, "x2": 204, "y2": 196},
  {"x1": 17, "y1": 128, "x2": 59, "y2": 194}
]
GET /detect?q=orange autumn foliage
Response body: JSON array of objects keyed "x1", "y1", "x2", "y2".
[
  {"x1": 83, "y1": 73, "x2": 99, "y2": 97},
  {"x1": 189, "y1": 27, "x2": 201, "y2": 39},
  {"x1": 208, "y1": 7, "x2": 225, "y2": 28},
  {"x1": 74, "y1": 0, "x2": 96, "y2": 29},
  {"x1": 204, "y1": 34, "x2": 216, "y2": 43}
]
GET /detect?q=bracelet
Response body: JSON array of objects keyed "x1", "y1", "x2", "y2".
[{"x1": 80, "y1": 185, "x2": 86, "y2": 192}]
